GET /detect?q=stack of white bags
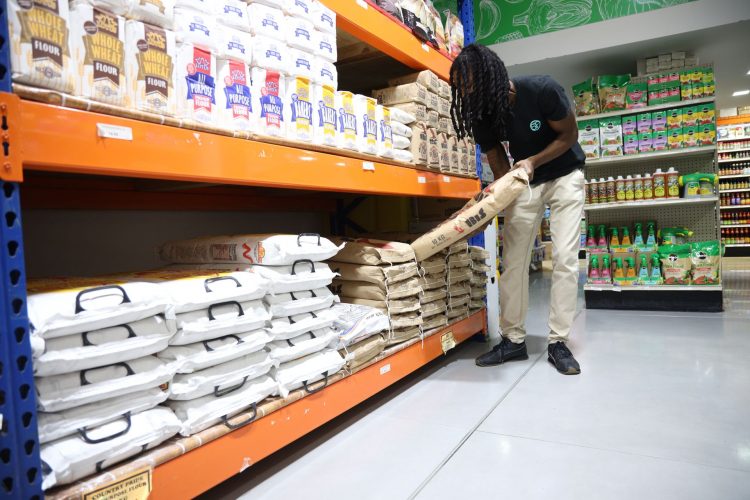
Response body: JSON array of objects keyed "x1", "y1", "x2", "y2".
[
  {"x1": 469, "y1": 245, "x2": 490, "y2": 312},
  {"x1": 329, "y1": 302, "x2": 389, "y2": 370}
]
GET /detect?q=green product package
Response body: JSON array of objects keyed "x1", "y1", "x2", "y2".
[
  {"x1": 577, "y1": 119, "x2": 599, "y2": 146},
  {"x1": 701, "y1": 67, "x2": 715, "y2": 84},
  {"x1": 659, "y1": 244, "x2": 692, "y2": 285},
  {"x1": 698, "y1": 102, "x2": 716, "y2": 125},
  {"x1": 679, "y1": 70, "x2": 692, "y2": 85},
  {"x1": 599, "y1": 116, "x2": 623, "y2": 146},
  {"x1": 667, "y1": 108, "x2": 682, "y2": 129},
  {"x1": 598, "y1": 74, "x2": 630, "y2": 111},
  {"x1": 681, "y1": 84, "x2": 693, "y2": 101},
  {"x1": 690, "y1": 241, "x2": 721, "y2": 285},
  {"x1": 572, "y1": 78, "x2": 599, "y2": 116},
  {"x1": 683, "y1": 126, "x2": 699, "y2": 148},
  {"x1": 625, "y1": 82, "x2": 648, "y2": 109},
  {"x1": 682, "y1": 105, "x2": 699, "y2": 127},
  {"x1": 691, "y1": 83, "x2": 705, "y2": 99}
]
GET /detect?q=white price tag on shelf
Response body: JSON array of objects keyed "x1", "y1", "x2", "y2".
[
  {"x1": 356, "y1": 0, "x2": 368, "y2": 9},
  {"x1": 443, "y1": 176, "x2": 451, "y2": 183},
  {"x1": 362, "y1": 161, "x2": 375, "y2": 172},
  {"x1": 380, "y1": 364, "x2": 391, "y2": 375},
  {"x1": 417, "y1": 176, "x2": 426, "y2": 184},
  {"x1": 96, "y1": 123, "x2": 133, "y2": 141},
  {"x1": 421, "y1": 43, "x2": 430, "y2": 53},
  {"x1": 441, "y1": 331, "x2": 456, "y2": 353}
]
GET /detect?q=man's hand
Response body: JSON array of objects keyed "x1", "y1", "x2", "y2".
[{"x1": 513, "y1": 158, "x2": 535, "y2": 181}]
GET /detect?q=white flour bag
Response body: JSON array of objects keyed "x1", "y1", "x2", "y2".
[
  {"x1": 286, "y1": 76, "x2": 315, "y2": 142},
  {"x1": 124, "y1": 20, "x2": 177, "y2": 116},
  {"x1": 377, "y1": 105, "x2": 394, "y2": 159},
  {"x1": 160, "y1": 233, "x2": 343, "y2": 266},
  {"x1": 40, "y1": 407, "x2": 180, "y2": 490},
  {"x1": 251, "y1": 261, "x2": 338, "y2": 294},
  {"x1": 127, "y1": 0, "x2": 175, "y2": 29},
  {"x1": 329, "y1": 302, "x2": 389, "y2": 349},
  {"x1": 264, "y1": 287, "x2": 336, "y2": 317},
  {"x1": 174, "y1": 0, "x2": 210, "y2": 12},
  {"x1": 8, "y1": 0, "x2": 75, "y2": 93},
  {"x1": 336, "y1": 90, "x2": 358, "y2": 151},
  {"x1": 158, "y1": 328, "x2": 272, "y2": 373},
  {"x1": 215, "y1": 0, "x2": 251, "y2": 31},
  {"x1": 313, "y1": 29, "x2": 336, "y2": 62},
  {"x1": 354, "y1": 94, "x2": 378, "y2": 155},
  {"x1": 174, "y1": 43, "x2": 217, "y2": 123},
  {"x1": 271, "y1": 349, "x2": 345, "y2": 398},
  {"x1": 268, "y1": 309, "x2": 335, "y2": 340},
  {"x1": 289, "y1": 48, "x2": 314, "y2": 80},
  {"x1": 73, "y1": 0, "x2": 129, "y2": 14},
  {"x1": 286, "y1": 16, "x2": 314, "y2": 50},
  {"x1": 287, "y1": 0, "x2": 313, "y2": 19},
  {"x1": 252, "y1": 36, "x2": 287, "y2": 73},
  {"x1": 314, "y1": 83, "x2": 338, "y2": 146},
  {"x1": 173, "y1": 7, "x2": 216, "y2": 49},
  {"x1": 151, "y1": 269, "x2": 268, "y2": 313},
  {"x1": 69, "y1": 3, "x2": 126, "y2": 105},
  {"x1": 311, "y1": 0, "x2": 335, "y2": 33},
  {"x1": 248, "y1": 3, "x2": 285, "y2": 40},
  {"x1": 170, "y1": 299, "x2": 270, "y2": 345},
  {"x1": 252, "y1": 67, "x2": 286, "y2": 136},
  {"x1": 313, "y1": 57, "x2": 337, "y2": 89},
  {"x1": 217, "y1": 26, "x2": 253, "y2": 63},
  {"x1": 266, "y1": 328, "x2": 337, "y2": 363},
  {"x1": 218, "y1": 57, "x2": 255, "y2": 131}
]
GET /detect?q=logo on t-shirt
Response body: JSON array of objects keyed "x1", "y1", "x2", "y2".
[{"x1": 530, "y1": 120, "x2": 541, "y2": 132}]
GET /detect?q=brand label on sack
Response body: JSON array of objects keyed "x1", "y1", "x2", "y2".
[
  {"x1": 260, "y1": 70, "x2": 283, "y2": 129},
  {"x1": 319, "y1": 40, "x2": 333, "y2": 56},
  {"x1": 339, "y1": 92, "x2": 357, "y2": 140},
  {"x1": 290, "y1": 77, "x2": 313, "y2": 135},
  {"x1": 294, "y1": 27, "x2": 311, "y2": 41},
  {"x1": 261, "y1": 16, "x2": 279, "y2": 31},
  {"x1": 137, "y1": 26, "x2": 172, "y2": 100},
  {"x1": 226, "y1": 39, "x2": 248, "y2": 55},
  {"x1": 224, "y1": 60, "x2": 251, "y2": 120},
  {"x1": 84, "y1": 467, "x2": 152, "y2": 500},
  {"x1": 379, "y1": 107, "x2": 392, "y2": 149},
  {"x1": 321, "y1": 13, "x2": 334, "y2": 28},
  {"x1": 294, "y1": 55, "x2": 311, "y2": 71},
  {"x1": 84, "y1": 8, "x2": 124, "y2": 87},
  {"x1": 364, "y1": 98, "x2": 377, "y2": 146},
  {"x1": 265, "y1": 48, "x2": 281, "y2": 61},
  {"x1": 18, "y1": 0, "x2": 71, "y2": 76},
  {"x1": 295, "y1": 0, "x2": 309, "y2": 13},
  {"x1": 441, "y1": 331, "x2": 456, "y2": 353},
  {"x1": 185, "y1": 47, "x2": 215, "y2": 112},
  {"x1": 318, "y1": 85, "x2": 337, "y2": 138},
  {"x1": 224, "y1": 4, "x2": 244, "y2": 17},
  {"x1": 189, "y1": 20, "x2": 210, "y2": 37}
]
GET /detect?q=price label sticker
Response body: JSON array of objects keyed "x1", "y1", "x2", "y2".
[
  {"x1": 356, "y1": 0, "x2": 368, "y2": 9},
  {"x1": 441, "y1": 331, "x2": 456, "y2": 353},
  {"x1": 84, "y1": 467, "x2": 152, "y2": 500},
  {"x1": 362, "y1": 161, "x2": 375, "y2": 172},
  {"x1": 417, "y1": 176, "x2": 426, "y2": 184},
  {"x1": 443, "y1": 176, "x2": 451, "y2": 183},
  {"x1": 96, "y1": 123, "x2": 133, "y2": 141},
  {"x1": 380, "y1": 364, "x2": 391, "y2": 375},
  {"x1": 422, "y1": 43, "x2": 430, "y2": 52}
]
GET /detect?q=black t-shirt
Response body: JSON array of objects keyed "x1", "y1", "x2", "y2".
[{"x1": 508, "y1": 75, "x2": 585, "y2": 185}]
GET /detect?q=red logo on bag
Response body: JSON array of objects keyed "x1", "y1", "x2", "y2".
[{"x1": 241, "y1": 243, "x2": 255, "y2": 263}]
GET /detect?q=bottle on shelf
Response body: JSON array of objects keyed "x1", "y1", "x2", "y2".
[
  {"x1": 625, "y1": 175, "x2": 635, "y2": 201},
  {"x1": 585, "y1": 180, "x2": 591, "y2": 204},
  {"x1": 616, "y1": 175, "x2": 626, "y2": 202},
  {"x1": 598, "y1": 178, "x2": 607, "y2": 204},
  {"x1": 606, "y1": 176, "x2": 616, "y2": 203},
  {"x1": 666, "y1": 167, "x2": 680, "y2": 198},
  {"x1": 653, "y1": 168, "x2": 666, "y2": 198},
  {"x1": 634, "y1": 174, "x2": 644, "y2": 200},
  {"x1": 643, "y1": 173, "x2": 654, "y2": 199}
]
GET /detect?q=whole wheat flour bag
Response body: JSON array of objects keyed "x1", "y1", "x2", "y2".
[
  {"x1": 313, "y1": 29, "x2": 337, "y2": 62},
  {"x1": 160, "y1": 233, "x2": 342, "y2": 266},
  {"x1": 418, "y1": 272, "x2": 446, "y2": 290},
  {"x1": 372, "y1": 82, "x2": 428, "y2": 106},
  {"x1": 173, "y1": 7, "x2": 216, "y2": 50},
  {"x1": 168, "y1": 351, "x2": 273, "y2": 400},
  {"x1": 331, "y1": 237, "x2": 415, "y2": 265},
  {"x1": 158, "y1": 328, "x2": 271, "y2": 373},
  {"x1": 27, "y1": 277, "x2": 168, "y2": 339},
  {"x1": 33, "y1": 315, "x2": 173, "y2": 377},
  {"x1": 267, "y1": 328, "x2": 337, "y2": 364},
  {"x1": 386, "y1": 325, "x2": 421, "y2": 345},
  {"x1": 174, "y1": 43, "x2": 217, "y2": 124},
  {"x1": 311, "y1": 0, "x2": 335, "y2": 33},
  {"x1": 393, "y1": 102, "x2": 427, "y2": 123},
  {"x1": 314, "y1": 83, "x2": 338, "y2": 146},
  {"x1": 285, "y1": 75, "x2": 315, "y2": 142},
  {"x1": 37, "y1": 387, "x2": 168, "y2": 444},
  {"x1": 411, "y1": 169, "x2": 529, "y2": 260},
  {"x1": 330, "y1": 302, "x2": 389, "y2": 348},
  {"x1": 271, "y1": 349, "x2": 345, "y2": 397},
  {"x1": 377, "y1": 105, "x2": 395, "y2": 159},
  {"x1": 410, "y1": 122, "x2": 429, "y2": 165},
  {"x1": 168, "y1": 375, "x2": 276, "y2": 436},
  {"x1": 331, "y1": 277, "x2": 421, "y2": 301},
  {"x1": 336, "y1": 90, "x2": 358, "y2": 150},
  {"x1": 69, "y1": 3, "x2": 126, "y2": 105},
  {"x1": 330, "y1": 261, "x2": 418, "y2": 285},
  {"x1": 8, "y1": 0, "x2": 75, "y2": 93},
  {"x1": 388, "y1": 70, "x2": 440, "y2": 93},
  {"x1": 217, "y1": 57, "x2": 254, "y2": 131},
  {"x1": 285, "y1": 15, "x2": 314, "y2": 51},
  {"x1": 215, "y1": 0, "x2": 251, "y2": 31},
  {"x1": 426, "y1": 126, "x2": 440, "y2": 169},
  {"x1": 420, "y1": 287, "x2": 447, "y2": 304},
  {"x1": 340, "y1": 334, "x2": 386, "y2": 370},
  {"x1": 289, "y1": 47, "x2": 314, "y2": 79},
  {"x1": 313, "y1": 58, "x2": 338, "y2": 89},
  {"x1": 340, "y1": 296, "x2": 420, "y2": 315},
  {"x1": 127, "y1": 0, "x2": 176, "y2": 28},
  {"x1": 422, "y1": 314, "x2": 447, "y2": 330},
  {"x1": 124, "y1": 20, "x2": 176, "y2": 116},
  {"x1": 252, "y1": 66, "x2": 286, "y2": 136},
  {"x1": 355, "y1": 94, "x2": 378, "y2": 154},
  {"x1": 40, "y1": 407, "x2": 180, "y2": 490}
]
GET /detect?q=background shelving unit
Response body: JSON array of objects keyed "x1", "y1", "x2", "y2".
[
  {"x1": 0, "y1": 1, "x2": 487, "y2": 499},
  {"x1": 717, "y1": 115, "x2": 750, "y2": 254}
]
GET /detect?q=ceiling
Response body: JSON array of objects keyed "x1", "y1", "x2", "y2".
[{"x1": 496, "y1": 19, "x2": 750, "y2": 112}]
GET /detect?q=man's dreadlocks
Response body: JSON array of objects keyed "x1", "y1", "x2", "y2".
[{"x1": 450, "y1": 43, "x2": 513, "y2": 149}]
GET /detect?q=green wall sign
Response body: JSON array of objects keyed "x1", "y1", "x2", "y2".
[{"x1": 436, "y1": 0, "x2": 696, "y2": 45}]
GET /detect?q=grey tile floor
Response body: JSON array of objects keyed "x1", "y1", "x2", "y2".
[{"x1": 204, "y1": 263, "x2": 750, "y2": 500}]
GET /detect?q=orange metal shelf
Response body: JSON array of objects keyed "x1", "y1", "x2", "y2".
[
  {"x1": 326, "y1": 0, "x2": 453, "y2": 81},
  {"x1": 150, "y1": 312, "x2": 486, "y2": 499},
  {"x1": 6, "y1": 96, "x2": 478, "y2": 199}
]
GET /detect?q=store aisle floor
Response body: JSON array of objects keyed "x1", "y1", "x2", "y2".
[{"x1": 204, "y1": 265, "x2": 750, "y2": 500}]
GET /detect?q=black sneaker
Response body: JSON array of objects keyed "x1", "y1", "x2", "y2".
[
  {"x1": 476, "y1": 337, "x2": 528, "y2": 367},
  {"x1": 548, "y1": 341, "x2": 581, "y2": 375}
]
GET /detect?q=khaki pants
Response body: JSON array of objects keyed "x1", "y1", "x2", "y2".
[{"x1": 499, "y1": 168, "x2": 585, "y2": 344}]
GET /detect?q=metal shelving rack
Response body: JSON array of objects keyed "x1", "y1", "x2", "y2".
[
  {"x1": 0, "y1": 1, "x2": 486, "y2": 498},
  {"x1": 717, "y1": 115, "x2": 750, "y2": 254},
  {"x1": 583, "y1": 114, "x2": 722, "y2": 311}
]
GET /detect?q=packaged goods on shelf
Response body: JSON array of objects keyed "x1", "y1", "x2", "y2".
[
  {"x1": 409, "y1": 122, "x2": 429, "y2": 165},
  {"x1": 420, "y1": 287, "x2": 447, "y2": 304},
  {"x1": 599, "y1": 117, "x2": 624, "y2": 157},
  {"x1": 423, "y1": 314, "x2": 448, "y2": 330},
  {"x1": 248, "y1": 3, "x2": 285, "y2": 40},
  {"x1": 268, "y1": 309, "x2": 337, "y2": 340},
  {"x1": 386, "y1": 324, "x2": 421, "y2": 345},
  {"x1": 377, "y1": 105, "x2": 395, "y2": 158},
  {"x1": 427, "y1": 109, "x2": 439, "y2": 129},
  {"x1": 217, "y1": 57, "x2": 254, "y2": 131},
  {"x1": 124, "y1": 20, "x2": 177, "y2": 116},
  {"x1": 626, "y1": 82, "x2": 648, "y2": 109},
  {"x1": 653, "y1": 130, "x2": 668, "y2": 151},
  {"x1": 173, "y1": 7, "x2": 217, "y2": 49},
  {"x1": 69, "y1": 3, "x2": 126, "y2": 105},
  {"x1": 41, "y1": 407, "x2": 181, "y2": 490},
  {"x1": 332, "y1": 277, "x2": 421, "y2": 301},
  {"x1": 392, "y1": 120, "x2": 412, "y2": 138},
  {"x1": 331, "y1": 260, "x2": 418, "y2": 284},
  {"x1": 421, "y1": 300, "x2": 447, "y2": 318},
  {"x1": 251, "y1": 36, "x2": 287, "y2": 73},
  {"x1": 311, "y1": 0, "x2": 335, "y2": 33},
  {"x1": 329, "y1": 302, "x2": 389, "y2": 349},
  {"x1": 331, "y1": 237, "x2": 415, "y2": 265},
  {"x1": 419, "y1": 273, "x2": 446, "y2": 292},
  {"x1": 285, "y1": 75, "x2": 315, "y2": 142},
  {"x1": 169, "y1": 351, "x2": 274, "y2": 400},
  {"x1": 216, "y1": 26, "x2": 253, "y2": 62},
  {"x1": 267, "y1": 328, "x2": 338, "y2": 363},
  {"x1": 391, "y1": 106, "x2": 417, "y2": 125},
  {"x1": 372, "y1": 82, "x2": 428, "y2": 106},
  {"x1": 572, "y1": 78, "x2": 599, "y2": 116},
  {"x1": 444, "y1": 11, "x2": 464, "y2": 56},
  {"x1": 168, "y1": 298, "x2": 270, "y2": 345},
  {"x1": 312, "y1": 58, "x2": 337, "y2": 88},
  {"x1": 335, "y1": 90, "x2": 357, "y2": 150},
  {"x1": 426, "y1": 90, "x2": 440, "y2": 112},
  {"x1": 175, "y1": 0, "x2": 211, "y2": 12},
  {"x1": 388, "y1": 70, "x2": 440, "y2": 93},
  {"x1": 8, "y1": 0, "x2": 75, "y2": 93},
  {"x1": 393, "y1": 148, "x2": 414, "y2": 163},
  {"x1": 439, "y1": 79, "x2": 450, "y2": 99},
  {"x1": 33, "y1": 315, "x2": 173, "y2": 377},
  {"x1": 355, "y1": 94, "x2": 379, "y2": 154},
  {"x1": 427, "y1": 126, "x2": 440, "y2": 168},
  {"x1": 598, "y1": 75, "x2": 630, "y2": 112},
  {"x1": 465, "y1": 140, "x2": 477, "y2": 176},
  {"x1": 264, "y1": 286, "x2": 336, "y2": 315},
  {"x1": 447, "y1": 135, "x2": 460, "y2": 171},
  {"x1": 128, "y1": 0, "x2": 175, "y2": 28},
  {"x1": 286, "y1": 0, "x2": 313, "y2": 20},
  {"x1": 168, "y1": 374, "x2": 276, "y2": 435},
  {"x1": 313, "y1": 83, "x2": 338, "y2": 146},
  {"x1": 339, "y1": 334, "x2": 387, "y2": 370},
  {"x1": 437, "y1": 116, "x2": 449, "y2": 134},
  {"x1": 313, "y1": 30, "x2": 337, "y2": 62},
  {"x1": 174, "y1": 43, "x2": 218, "y2": 124},
  {"x1": 158, "y1": 328, "x2": 272, "y2": 372},
  {"x1": 439, "y1": 97, "x2": 450, "y2": 117},
  {"x1": 286, "y1": 16, "x2": 314, "y2": 50},
  {"x1": 392, "y1": 102, "x2": 428, "y2": 124},
  {"x1": 272, "y1": 349, "x2": 345, "y2": 397},
  {"x1": 215, "y1": 0, "x2": 252, "y2": 31},
  {"x1": 341, "y1": 295, "x2": 420, "y2": 315},
  {"x1": 438, "y1": 132, "x2": 450, "y2": 172}
]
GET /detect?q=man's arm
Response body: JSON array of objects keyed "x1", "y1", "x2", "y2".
[
  {"x1": 485, "y1": 144, "x2": 512, "y2": 180},
  {"x1": 513, "y1": 112, "x2": 579, "y2": 180}
]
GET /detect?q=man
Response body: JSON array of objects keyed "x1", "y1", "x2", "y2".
[{"x1": 450, "y1": 44, "x2": 585, "y2": 375}]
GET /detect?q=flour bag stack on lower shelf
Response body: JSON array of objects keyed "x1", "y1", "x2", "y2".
[
  {"x1": 469, "y1": 246, "x2": 490, "y2": 312},
  {"x1": 446, "y1": 241, "x2": 472, "y2": 321},
  {"x1": 418, "y1": 252, "x2": 449, "y2": 331},
  {"x1": 329, "y1": 238, "x2": 423, "y2": 345},
  {"x1": 26, "y1": 277, "x2": 180, "y2": 490},
  {"x1": 328, "y1": 302, "x2": 389, "y2": 370},
  {"x1": 159, "y1": 233, "x2": 346, "y2": 399}
]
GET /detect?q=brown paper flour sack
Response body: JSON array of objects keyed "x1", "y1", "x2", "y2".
[
  {"x1": 420, "y1": 287, "x2": 447, "y2": 304},
  {"x1": 426, "y1": 126, "x2": 440, "y2": 169},
  {"x1": 418, "y1": 272, "x2": 446, "y2": 290},
  {"x1": 410, "y1": 169, "x2": 529, "y2": 261},
  {"x1": 330, "y1": 237, "x2": 415, "y2": 265},
  {"x1": 409, "y1": 122, "x2": 429, "y2": 166},
  {"x1": 331, "y1": 277, "x2": 421, "y2": 301},
  {"x1": 388, "y1": 70, "x2": 440, "y2": 93},
  {"x1": 340, "y1": 296, "x2": 421, "y2": 315},
  {"x1": 330, "y1": 261, "x2": 418, "y2": 285},
  {"x1": 339, "y1": 334, "x2": 386, "y2": 370},
  {"x1": 423, "y1": 314, "x2": 448, "y2": 330},
  {"x1": 438, "y1": 132, "x2": 450, "y2": 173},
  {"x1": 372, "y1": 82, "x2": 428, "y2": 106}
]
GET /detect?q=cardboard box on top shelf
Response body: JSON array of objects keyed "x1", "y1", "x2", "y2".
[
  {"x1": 658, "y1": 53, "x2": 672, "y2": 64},
  {"x1": 671, "y1": 60, "x2": 685, "y2": 69},
  {"x1": 637, "y1": 59, "x2": 647, "y2": 76},
  {"x1": 671, "y1": 51, "x2": 686, "y2": 60},
  {"x1": 685, "y1": 55, "x2": 699, "y2": 67}
]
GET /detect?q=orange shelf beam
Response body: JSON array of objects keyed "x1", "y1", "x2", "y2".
[
  {"x1": 325, "y1": 0, "x2": 453, "y2": 81},
  {"x1": 718, "y1": 114, "x2": 750, "y2": 126},
  {"x1": 7, "y1": 96, "x2": 478, "y2": 199},
  {"x1": 150, "y1": 312, "x2": 486, "y2": 499}
]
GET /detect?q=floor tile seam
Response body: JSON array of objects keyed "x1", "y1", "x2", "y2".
[
  {"x1": 473, "y1": 430, "x2": 750, "y2": 475},
  {"x1": 406, "y1": 348, "x2": 549, "y2": 500}
]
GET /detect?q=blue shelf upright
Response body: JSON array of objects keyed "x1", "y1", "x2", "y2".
[{"x1": 0, "y1": 0, "x2": 43, "y2": 497}]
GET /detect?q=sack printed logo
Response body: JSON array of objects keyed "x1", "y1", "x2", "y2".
[
  {"x1": 261, "y1": 17, "x2": 279, "y2": 30},
  {"x1": 318, "y1": 87, "x2": 337, "y2": 136},
  {"x1": 530, "y1": 119, "x2": 541, "y2": 132},
  {"x1": 186, "y1": 48, "x2": 215, "y2": 111},
  {"x1": 291, "y1": 91, "x2": 313, "y2": 128},
  {"x1": 224, "y1": 60, "x2": 251, "y2": 120},
  {"x1": 224, "y1": 4, "x2": 244, "y2": 17},
  {"x1": 294, "y1": 27, "x2": 310, "y2": 41},
  {"x1": 363, "y1": 114, "x2": 377, "y2": 141},
  {"x1": 295, "y1": 0, "x2": 309, "y2": 13},
  {"x1": 339, "y1": 106, "x2": 357, "y2": 137},
  {"x1": 380, "y1": 120, "x2": 393, "y2": 147},
  {"x1": 226, "y1": 39, "x2": 247, "y2": 55},
  {"x1": 260, "y1": 71, "x2": 283, "y2": 127},
  {"x1": 321, "y1": 13, "x2": 334, "y2": 28},
  {"x1": 321, "y1": 67, "x2": 334, "y2": 82},
  {"x1": 265, "y1": 48, "x2": 281, "y2": 61},
  {"x1": 320, "y1": 41, "x2": 333, "y2": 56},
  {"x1": 295, "y1": 56, "x2": 311, "y2": 71},
  {"x1": 189, "y1": 20, "x2": 210, "y2": 36},
  {"x1": 137, "y1": 26, "x2": 172, "y2": 101}
]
